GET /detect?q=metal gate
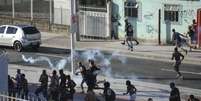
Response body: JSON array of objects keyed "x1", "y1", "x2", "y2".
[
  {"x1": 78, "y1": 6, "x2": 110, "y2": 40},
  {"x1": 197, "y1": 8, "x2": 201, "y2": 48}
]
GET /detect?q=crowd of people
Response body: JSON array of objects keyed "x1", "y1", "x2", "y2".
[
  {"x1": 7, "y1": 59, "x2": 200, "y2": 101},
  {"x1": 5, "y1": 18, "x2": 200, "y2": 101}
]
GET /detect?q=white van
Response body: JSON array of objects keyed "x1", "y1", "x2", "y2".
[{"x1": 0, "y1": 25, "x2": 41, "y2": 52}]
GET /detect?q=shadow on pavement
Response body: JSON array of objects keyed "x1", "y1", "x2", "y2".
[
  {"x1": 31, "y1": 46, "x2": 70, "y2": 54},
  {"x1": 137, "y1": 77, "x2": 201, "y2": 81}
]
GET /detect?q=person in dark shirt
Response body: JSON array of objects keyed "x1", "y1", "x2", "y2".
[
  {"x1": 8, "y1": 75, "x2": 16, "y2": 99},
  {"x1": 172, "y1": 47, "x2": 184, "y2": 79},
  {"x1": 172, "y1": 29, "x2": 189, "y2": 54},
  {"x1": 75, "y1": 62, "x2": 87, "y2": 93},
  {"x1": 148, "y1": 98, "x2": 153, "y2": 101},
  {"x1": 169, "y1": 82, "x2": 181, "y2": 101},
  {"x1": 66, "y1": 75, "x2": 76, "y2": 100},
  {"x1": 126, "y1": 25, "x2": 139, "y2": 51},
  {"x1": 59, "y1": 69, "x2": 67, "y2": 88},
  {"x1": 49, "y1": 70, "x2": 59, "y2": 101},
  {"x1": 88, "y1": 60, "x2": 100, "y2": 89},
  {"x1": 121, "y1": 19, "x2": 130, "y2": 45},
  {"x1": 192, "y1": 19, "x2": 197, "y2": 44},
  {"x1": 35, "y1": 70, "x2": 48, "y2": 100},
  {"x1": 126, "y1": 26, "x2": 134, "y2": 51},
  {"x1": 102, "y1": 82, "x2": 116, "y2": 101},
  {"x1": 123, "y1": 80, "x2": 137, "y2": 101},
  {"x1": 187, "y1": 26, "x2": 195, "y2": 44},
  {"x1": 188, "y1": 95, "x2": 200, "y2": 101},
  {"x1": 20, "y1": 74, "x2": 28, "y2": 100},
  {"x1": 15, "y1": 69, "x2": 22, "y2": 97}
]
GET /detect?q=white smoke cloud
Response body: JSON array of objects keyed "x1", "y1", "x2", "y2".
[{"x1": 21, "y1": 49, "x2": 127, "y2": 78}]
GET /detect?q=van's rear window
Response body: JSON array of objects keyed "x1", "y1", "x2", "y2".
[{"x1": 22, "y1": 27, "x2": 39, "y2": 34}]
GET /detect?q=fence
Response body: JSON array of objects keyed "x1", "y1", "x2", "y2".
[
  {"x1": 78, "y1": 6, "x2": 110, "y2": 40},
  {"x1": 0, "y1": 92, "x2": 45, "y2": 101},
  {"x1": 0, "y1": 0, "x2": 71, "y2": 25}
]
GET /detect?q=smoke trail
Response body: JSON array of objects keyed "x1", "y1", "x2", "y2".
[
  {"x1": 81, "y1": 49, "x2": 105, "y2": 62},
  {"x1": 110, "y1": 51, "x2": 127, "y2": 64},
  {"x1": 56, "y1": 58, "x2": 68, "y2": 70},
  {"x1": 22, "y1": 55, "x2": 54, "y2": 68}
]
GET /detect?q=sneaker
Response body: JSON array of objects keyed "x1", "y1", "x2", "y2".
[
  {"x1": 179, "y1": 76, "x2": 184, "y2": 80},
  {"x1": 131, "y1": 48, "x2": 133, "y2": 51},
  {"x1": 176, "y1": 74, "x2": 180, "y2": 78},
  {"x1": 121, "y1": 42, "x2": 125, "y2": 45}
]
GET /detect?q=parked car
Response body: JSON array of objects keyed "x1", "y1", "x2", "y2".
[{"x1": 0, "y1": 25, "x2": 41, "y2": 52}]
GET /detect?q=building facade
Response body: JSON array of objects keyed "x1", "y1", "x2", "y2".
[{"x1": 112, "y1": 0, "x2": 201, "y2": 44}]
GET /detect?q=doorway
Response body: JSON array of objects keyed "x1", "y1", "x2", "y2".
[{"x1": 197, "y1": 9, "x2": 201, "y2": 47}]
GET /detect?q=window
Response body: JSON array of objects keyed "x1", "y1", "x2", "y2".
[
  {"x1": 79, "y1": 0, "x2": 106, "y2": 8},
  {"x1": 22, "y1": 27, "x2": 39, "y2": 34},
  {"x1": 164, "y1": 11, "x2": 179, "y2": 22},
  {"x1": 124, "y1": 2, "x2": 138, "y2": 17},
  {"x1": 164, "y1": 4, "x2": 180, "y2": 22},
  {"x1": 0, "y1": 26, "x2": 6, "y2": 34},
  {"x1": 6, "y1": 27, "x2": 17, "y2": 34}
]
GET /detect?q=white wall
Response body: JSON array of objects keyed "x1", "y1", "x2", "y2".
[
  {"x1": 114, "y1": 0, "x2": 201, "y2": 44},
  {"x1": 53, "y1": 0, "x2": 71, "y2": 25},
  {"x1": 0, "y1": 53, "x2": 8, "y2": 92}
]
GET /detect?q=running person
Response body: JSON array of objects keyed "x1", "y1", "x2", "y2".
[
  {"x1": 75, "y1": 62, "x2": 88, "y2": 93},
  {"x1": 123, "y1": 80, "x2": 137, "y2": 101},
  {"x1": 121, "y1": 19, "x2": 130, "y2": 45},
  {"x1": 126, "y1": 25, "x2": 139, "y2": 51},
  {"x1": 171, "y1": 47, "x2": 184, "y2": 79},
  {"x1": 172, "y1": 29, "x2": 194, "y2": 54},
  {"x1": 102, "y1": 82, "x2": 116, "y2": 101}
]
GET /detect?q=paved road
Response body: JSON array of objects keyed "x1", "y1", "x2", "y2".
[{"x1": 4, "y1": 46, "x2": 201, "y2": 90}]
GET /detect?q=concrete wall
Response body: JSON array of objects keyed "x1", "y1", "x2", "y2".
[
  {"x1": 53, "y1": 0, "x2": 71, "y2": 25},
  {"x1": 113, "y1": 0, "x2": 201, "y2": 44},
  {"x1": 0, "y1": 0, "x2": 11, "y2": 5}
]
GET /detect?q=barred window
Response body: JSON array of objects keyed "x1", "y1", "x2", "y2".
[
  {"x1": 124, "y1": 2, "x2": 138, "y2": 18},
  {"x1": 79, "y1": 0, "x2": 106, "y2": 8},
  {"x1": 164, "y1": 4, "x2": 180, "y2": 22},
  {"x1": 164, "y1": 11, "x2": 179, "y2": 22}
]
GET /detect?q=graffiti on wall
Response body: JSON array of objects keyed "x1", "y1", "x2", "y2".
[
  {"x1": 180, "y1": 9, "x2": 195, "y2": 18},
  {"x1": 143, "y1": 12, "x2": 157, "y2": 34},
  {"x1": 180, "y1": 9, "x2": 196, "y2": 24},
  {"x1": 146, "y1": 24, "x2": 157, "y2": 34}
]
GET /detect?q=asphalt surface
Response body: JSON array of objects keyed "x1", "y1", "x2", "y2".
[{"x1": 3, "y1": 46, "x2": 201, "y2": 90}]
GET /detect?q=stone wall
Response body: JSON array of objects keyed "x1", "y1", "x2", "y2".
[{"x1": 0, "y1": 16, "x2": 69, "y2": 33}]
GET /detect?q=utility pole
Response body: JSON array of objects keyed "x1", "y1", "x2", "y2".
[
  {"x1": 12, "y1": 0, "x2": 15, "y2": 19},
  {"x1": 49, "y1": 0, "x2": 52, "y2": 30},
  {"x1": 31, "y1": 0, "x2": 33, "y2": 23},
  {"x1": 70, "y1": 0, "x2": 77, "y2": 74}
]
